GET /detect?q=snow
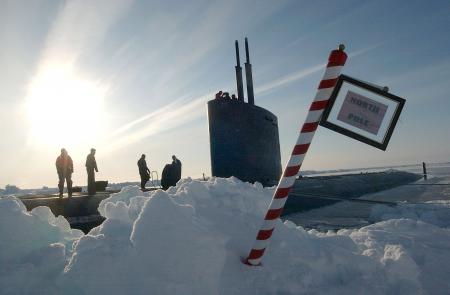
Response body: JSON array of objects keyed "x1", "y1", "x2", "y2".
[
  {"x1": 1, "y1": 170, "x2": 450, "y2": 294},
  {"x1": 0, "y1": 197, "x2": 83, "y2": 294}
]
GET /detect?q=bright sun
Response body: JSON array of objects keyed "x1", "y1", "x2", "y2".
[{"x1": 25, "y1": 66, "x2": 107, "y2": 147}]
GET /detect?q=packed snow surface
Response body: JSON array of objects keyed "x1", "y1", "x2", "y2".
[{"x1": 1, "y1": 176, "x2": 450, "y2": 294}]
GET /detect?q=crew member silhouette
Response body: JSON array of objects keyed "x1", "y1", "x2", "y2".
[
  {"x1": 85, "y1": 148, "x2": 98, "y2": 195},
  {"x1": 161, "y1": 155, "x2": 182, "y2": 190},
  {"x1": 137, "y1": 154, "x2": 151, "y2": 190},
  {"x1": 55, "y1": 148, "x2": 73, "y2": 198},
  {"x1": 215, "y1": 91, "x2": 223, "y2": 99},
  {"x1": 172, "y1": 155, "x2": 182, "y2": 183}
]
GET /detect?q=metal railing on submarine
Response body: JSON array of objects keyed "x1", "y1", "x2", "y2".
[{"x1": 150, "y1": 170, "x2": 161, "y2": 189}]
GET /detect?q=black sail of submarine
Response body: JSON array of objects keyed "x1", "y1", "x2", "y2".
[{"x1": 207, "y1": 37, "x2": 282, "y2": 186}]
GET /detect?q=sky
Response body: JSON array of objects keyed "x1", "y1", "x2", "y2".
[{"x1": 1, "y1": 0, "x2": 449, "y2": 189}]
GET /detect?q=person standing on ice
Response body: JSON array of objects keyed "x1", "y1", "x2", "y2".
[
  {"x1": 137, "y1": 154, "x2": 151, "y2": 190},
  {"x1": 85, "y1": 148, "x2": 98, "y2": 195},
  {"x1": 55, "y1": 148, "x2": 73, "y2": 198},
  {"x1": 172, "y1": 155, "x2": 182, "y2": 183}
]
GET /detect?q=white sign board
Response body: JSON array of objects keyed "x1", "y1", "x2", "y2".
[{"x1": 320, "y1": 75, "x2": 405, "y2": 150}]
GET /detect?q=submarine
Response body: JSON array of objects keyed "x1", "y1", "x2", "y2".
[{"x1": 207, "y1": 38, "x2": 282, "y2": 187}]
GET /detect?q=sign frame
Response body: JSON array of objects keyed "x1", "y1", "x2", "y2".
[{"x1": 320, "y1": 74, "x2": 405, "y2": 150}]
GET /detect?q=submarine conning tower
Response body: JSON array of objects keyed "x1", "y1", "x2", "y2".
[{"x1": 207, "y1": 37, "x2": 282, "y2": 187}]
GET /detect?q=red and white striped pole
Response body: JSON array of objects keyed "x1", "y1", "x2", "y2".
[{"x1": 245, "y1": 44, "x2": 348, "y2": 266}]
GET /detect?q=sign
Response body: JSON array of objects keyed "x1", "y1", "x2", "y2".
[{"x1": 320, "y1": 75, "x2": 405, "y2": 150}]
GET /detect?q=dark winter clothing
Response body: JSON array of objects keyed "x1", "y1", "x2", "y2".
[
  {"x1": 138, "y1": 157, "x2": 150, "y2": 190},
  {"x1": 161, "y1": 158, "x2": 182, "y2": 190},
  {"x1": 161, "y1": 164, "x2": 174, "y2": 190},
  {"x1": 85, "y1": 153, "x2": 98, "y2": 195},
  {"x1": 172, "y1": 158, "x2": 182, "y2": 182}
]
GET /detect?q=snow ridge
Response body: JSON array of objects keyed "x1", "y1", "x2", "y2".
[{"x1": 1, "y1": 177, "x2": 449, "y2": 294}]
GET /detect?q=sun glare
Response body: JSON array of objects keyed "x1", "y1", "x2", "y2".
[{"x1": 25, "y1": 66, "x2": 107, "y2": 148}]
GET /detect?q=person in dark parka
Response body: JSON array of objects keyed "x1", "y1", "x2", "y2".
[
  {"x1": 85, "y1": 148, "x2": 98, "y2": 195},
  {"x1": 161, "y1": 155, "x2": 182, "y2": 190},
  {"x1": 172, "y1": 155, "x2": 182, "y2": 183},
  {"x1": 161, "y1": 163, "x2": 173, "y2": 190},
  {"x1": 56, "y1": 148, "x2": 73, "y2": 198},
  {"x1": 137, "y1": 154, "x2": 151, "y2": 190}
]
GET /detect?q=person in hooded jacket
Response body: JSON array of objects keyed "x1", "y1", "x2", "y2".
[
  {"x1": 161, "y1": 155, "x2": 182, "y2": 190},
  {"x1": 172, "y1": 155, "x2": 182, "y2": 183},
  {"x1": 56, "y1": 148, "x2": 73, "y2": 198}
]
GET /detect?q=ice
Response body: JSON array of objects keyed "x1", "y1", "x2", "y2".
[
  {"x1": 369, "y1": 200, "x2": 450, "y2": 227},
  {"x1": 1, "y1": 172, "x2": 450, "y2": 294},
  {"x1": 287, "y1": 164, "x2": 450, "y2": 230}
]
